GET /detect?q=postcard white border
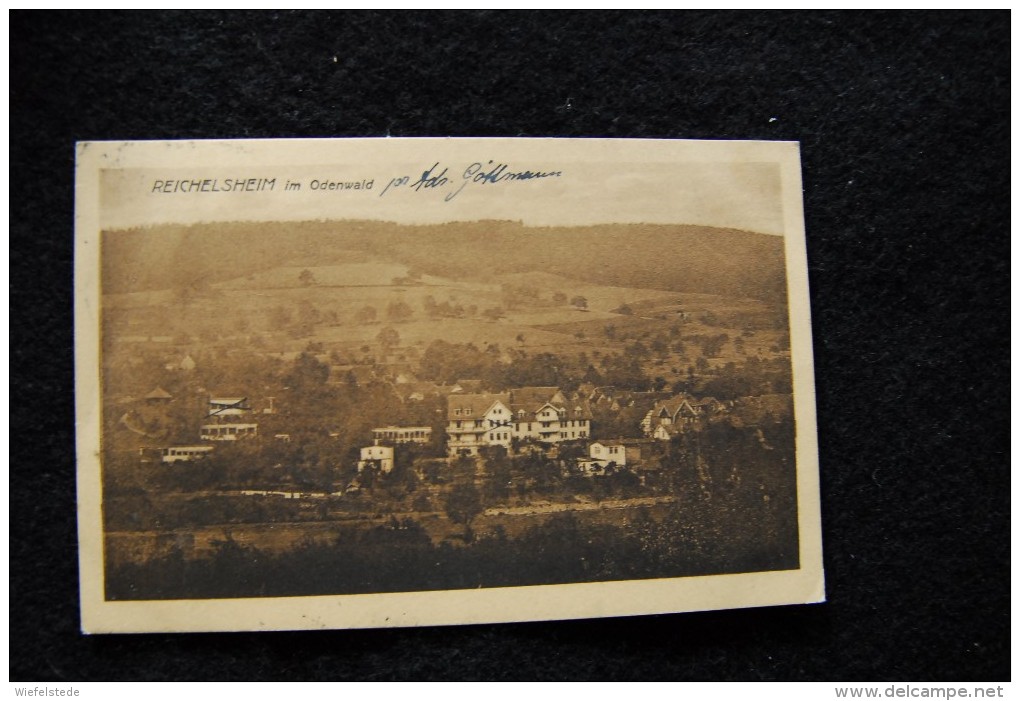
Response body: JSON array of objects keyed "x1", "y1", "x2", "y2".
[{"x1": 75, "y1": 138, "x2": 823, "y2": 633}]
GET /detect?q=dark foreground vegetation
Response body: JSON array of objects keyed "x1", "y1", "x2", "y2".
[{"x1": 107, "y1": 502, "x2": 798, "y2": 600}]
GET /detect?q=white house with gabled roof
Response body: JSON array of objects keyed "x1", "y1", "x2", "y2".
[
  {"x1": 508, "y1": 387, "x2": 591, "y2": 445},
  {"x1": 446, "y1": 393, "x2": 513, "y2": 456},
  {"x1": 445, "y1": 387, "x2": 592, "y2": 456}
]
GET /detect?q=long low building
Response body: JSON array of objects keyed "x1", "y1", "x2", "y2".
[
  {"x1": 372, "y1": 426, "x2": 432, "y2": 444},
  {"x1": 160, "y1": 446, "x2": 214, "y2": 463},
  {"x1": 200, "y1": 423, "x2": 258, "y2": 441}
]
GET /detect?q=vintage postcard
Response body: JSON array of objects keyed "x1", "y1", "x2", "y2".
[{"x1": 74, "y1": 137, "x2": 823, "y2": 633}]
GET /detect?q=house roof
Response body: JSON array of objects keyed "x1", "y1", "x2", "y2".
[
  {"x1": 210, "y1": 397, "x2": 247, "y2": 405},
  {"x1": 618, "y1": 438, "x2": 656, "y2": 446},
  {"x1": 509, "y1": 386, "x2": 560, "y2": 405},
  {"x1": 508, "y1": 386, "x2": 566, "y2": 413},
  {"x1": 649, "y1": 392, "x2": 701, "y2": 419},
  {"x1": 562, "y1": 400, "x2": 593, "y2": 420},
  {"x1": 145, "y1": 386, "x2": 172, "y2": 400},
  {"x1": 503, "y1": 387, "x2": 593, "y2": 420},
  {"x1": 447, "y1": 393, "x2": 511, "y2": 419}
]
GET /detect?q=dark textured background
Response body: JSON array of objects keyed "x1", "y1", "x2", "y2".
[{"x1": 10, "y1": 10, "x2": 1009, "y2": 681}]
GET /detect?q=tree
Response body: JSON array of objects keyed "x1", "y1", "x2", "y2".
[
  {"x1": 553, "y1": 291, "x2": 568, "y2": 304},
  {"x1": 376, "y1": 326, "x2": 400, "y2": 350},
  {"x1": 700, "y1": 333, "x2": 728, "y2": 359},
  {"x1": 298, "y1": 269, "x2": 316, "y2": 286},
  {"x1": 356, "y1": 306, "x2": 377, "y2": 324},
  {"x1": 298, "y1": 300, "x2": 321, "y2": 329},
  {"x1": 387, "y1": 300, "x2": 414, "y2": 322},
  {"x1": 571, "y1": 296, "x2": 588, "y2": 311},
  {"x1": 444, "y1": 483, "x2": 483, "y2": 542},
  {"x1": 650, "y1": 333, "x2": 670, "y2": 357},
  {"x1": 423, "y1": 295, "x2": 439, "y2": 317},
  {"x1": 286, "y1": 352, "x2": 330, "y2": 391},
  {"x1": 614, "y1": 304, "x2": 634, "y2": 315}
]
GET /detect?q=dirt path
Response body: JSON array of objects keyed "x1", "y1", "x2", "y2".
[{"x1": 483, "y1": 495, "x2": 676, "y2": 517}]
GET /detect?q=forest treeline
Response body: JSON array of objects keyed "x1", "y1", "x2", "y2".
[{"x1": 102, "y1": 220, "x2": 787, "y2": 302}]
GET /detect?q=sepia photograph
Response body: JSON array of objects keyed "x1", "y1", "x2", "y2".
[{"x1": 75, "y1": 138, "x2": 822, "y2": 632}]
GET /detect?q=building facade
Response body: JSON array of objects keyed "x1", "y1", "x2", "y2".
[
  {"x1": 447, "y1": 393, "x2": 513, "y2": 456},
  {"x1": 642, "y1": 394, "x2": 700, "y2": 437},
  {"x1": 200, "y1": 423, "x2": 259, "y2": 441},
  {"x1": 161, "y1": 445, "x2": 214, "y2": 463},
  {"x1": 372, "y1": 426, "x2": 433, "y2": 444},
  {"x1": 588, "y1": 440, "x2": 627, "y2": 468},
  {"x1": 446, "y1": 387, "x2": 592, "y2": 457},
  {"x1": 358, "y1": 443, "x2": 395, "y2": 473}
]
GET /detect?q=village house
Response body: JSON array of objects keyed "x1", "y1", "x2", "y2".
[
  {"x1": 208, "y1": 397, "x2": 252, "y2": 418},
  {"x1": 200, "y1": 423, "x2": 258, "y2": 441},
  {"x1": 652, "y1": 423, "x2": 683, "y2": 441},
  {"x1": 144, "y1": 386, "x2": 173, "y2": 404},
  {"x1": 202, "y1": 396, "x2": 258, "y2": 441},
  {"x1": 159, "y1": 445, "x2": 214, "y2": 463},
  {"x1": 586, "y1": 440, "x2": 627, "y2": 469},
  {"x1": 578, "y1": 438, "x2": 659, "y2": 476},
  {"x1": 445, "y1": 387, "x2": 592, "y2": 457},
  {"x1": 446, "y1": 393, "x2": 513, "y2": 456},
  {"x1": 642, "y1": 393, "x2": 702, "y2": 437},
  {"x1": 164, "y1": 354, "x2": 196, "y2": 372},
  {"x1": 357, "y1": 443, "x2": 394, "y2": 473},
  {"x1": 372, "y1": 426, "x2": 432, "y2": 444},
  {"x1": 508, "y1": 387, "x2": 592, "y2": 444}
]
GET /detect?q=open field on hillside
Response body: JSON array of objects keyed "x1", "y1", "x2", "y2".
[{"x1": 104, "y1": 261, "x2": 786, "y2": 363}]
